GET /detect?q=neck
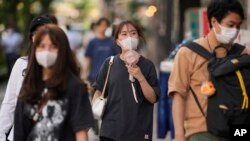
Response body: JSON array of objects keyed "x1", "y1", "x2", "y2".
[
  {"x1": 207, "y1": 30, "x2": 220, "y2": 50},
  {"x1": 97, "y1": 32, "x2": 106, "y2": 39},
  {"x1": 207, "y1": 30, "x2": 231, "y2": 58},
  {"x1": 43, "y1": 68, "x2": 52, "y2": 81},
  {"x1": 120, "y1": 50, "x2": 128, "y2": 61}
]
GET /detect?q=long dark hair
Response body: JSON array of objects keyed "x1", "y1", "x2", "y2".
[{"x1": 19, "y1": 24, "x2": 80, "y2": 104}]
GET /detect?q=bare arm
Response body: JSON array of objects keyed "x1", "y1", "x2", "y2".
[
  {"x1": 127, "y1": 65, "x2": 157, "y2": 104},
  {"x1": 0, "y1": 59, "x2": 25, "y2": 140},
  {"x1": 172, "y1": 93, "x2": 186, "y2": 141},
  {"x1": 75, "y1": 129, "x2": 88, "y2": 141},
  {"x1": 137, "y1": 76, "x2": 157, "y2": 103},
  {"x1": 82, "y1": 57, "x2": 91, "y2": 81}
]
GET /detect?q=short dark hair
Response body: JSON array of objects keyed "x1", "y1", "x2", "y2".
[
  {"x1": 207, "y1": 0, "x2": 245, "y2": 28},
  {"x1": 96, "y1": 17, "x2": 110, "y2": 27}
]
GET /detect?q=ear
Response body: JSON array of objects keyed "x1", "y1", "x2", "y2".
[{"x1": 211, "y1": 17, "x2": 218, "y2": 28}]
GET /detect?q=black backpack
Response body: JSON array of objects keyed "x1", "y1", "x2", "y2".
[{"x1": 184, "y1": 42, "x2": 250, "y2": 138}]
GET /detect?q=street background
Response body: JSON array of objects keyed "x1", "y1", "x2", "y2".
[{"x1": 0, "y1": 0, "x2": 250, "y2": 140}]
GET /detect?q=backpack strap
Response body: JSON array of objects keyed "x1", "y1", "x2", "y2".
[
  {"x1": 235, "y1": 70, "x2": 249, "y2": 110},
  {"x1": 184, "y1": 42, "x2": 245, "y2": 58},
  {"x1": 184, "y1": 41, "x2": 213, "y2": 60},
  {"x1": 183, "y1": 42, "x2": 209, "y2": 117},
  {"x1": 190, "y1": 87, "x2": 206, "y2": 117},
  {"x1": 228, "y1": 43, "x2": 246, "y2": 55}
]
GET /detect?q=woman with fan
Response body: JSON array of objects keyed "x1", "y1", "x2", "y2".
[{"x1": 92, "y1": 21, "x2": 160, "y2": 141}]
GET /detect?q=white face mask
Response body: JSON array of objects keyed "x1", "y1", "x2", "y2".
[
  {"x1": 119, "y1": 37, "x2": 139, "y2": 50},
  {"x1": 35, "y1": 50, "x2": 57, "y2": 68},
  {"x1": 213, "y1": 24, "x2": 239, "y2": 44}
]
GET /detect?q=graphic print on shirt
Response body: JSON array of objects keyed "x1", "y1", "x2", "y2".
[{"x1": 26, "y1": 99, "x2": 68, "y2": 141}]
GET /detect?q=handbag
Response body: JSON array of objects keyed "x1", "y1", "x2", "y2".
[{"x1": 92, "y1": 56, "x2": 114, "y2": 120}]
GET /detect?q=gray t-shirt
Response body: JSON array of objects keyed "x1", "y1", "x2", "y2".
[{"x1": 93, "y1": 55, "x2": 160, "y2": 141}]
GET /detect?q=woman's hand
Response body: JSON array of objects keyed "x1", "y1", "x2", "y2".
[
  {"x1": 126, "y1": 65, "x2": 145, "y2": 82},
  {"x1": 127, "y1": 64, "x2": 157, "y2": 103}
]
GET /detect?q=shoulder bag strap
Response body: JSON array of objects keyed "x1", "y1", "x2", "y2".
[
  {"x1": 100, "y1": 56, "x2": 114, "y2": 98},
  {"x1": 184, "y1": 42, "x2": 209, "y2": 117}
]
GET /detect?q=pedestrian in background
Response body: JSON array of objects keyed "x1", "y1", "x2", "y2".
[
  {"x1": 80, "y1": 22, "x2": 96, "y2": 69},
  {"x1": 92, "y1": 20, "x2": 160, "y2": 141},
  {"x1": 168, "y1": 0, "x2": 247, "y2": 141},
  {"x1": 0, "y1": 23, "x2": 22, "y2": 77},
  {"x1": 0, "y1": 15, "x2": 55, "y2": 141},
  {"x1": 82, "y1": 17, "x2": 118, "y2": 136},
  {"x1": 14, "y1": 24, "x2": 94, "y2": 141},
  {"x1": 82, "y1": 17, "x2": 118, "y2": 97},
  {"x1": 66, "y1": 24, "x2": 83, "y2": 53},
  {"x1": 83, "y1": 22, "x2": 96, "y2": 49}
]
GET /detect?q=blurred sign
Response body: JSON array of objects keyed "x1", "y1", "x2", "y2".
[
  {"x1": 235, "y1": 0, "x2": 250, "y2": 49},
  {"x1": 235, "y1": 30, "x2": 250, "y2": 48},
  {"x1": 185, "y1": 8, "x2": 199, "y2": 38},
  {"x1": 199, "y1": 8, "x2": 210, "y2": 36},
  {"x1": 185, "y1": 8, "x2": 210, "y2": 39}
]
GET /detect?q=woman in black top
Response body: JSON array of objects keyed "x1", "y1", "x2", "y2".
[
  {"x1": 93, "y1": 21, "x2": 160, "y2": 141},
  {"x1": 14, "y1": 24, "x2": 94, "y2": 141}
]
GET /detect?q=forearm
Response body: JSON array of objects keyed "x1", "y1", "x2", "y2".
[
  {"x1": 76, "y1": 129, "x2": 88, "y2": 141},
  {"x1": 0, "y1": 101, "x2": 16, "y2": 137},
  {"x1": 0, "y1": 62, "x2": 19, "y2": 134},
  {"x1": 82, "y1": 57, "x2": 91, "y2": 80},
  {"x1": 138, "y1": 76, "x2": 157, "y2": 104},
  {"x1": 0, "y1": 134, "x2": 6, "y2": 141},
  {"x1": 82, "y1": 68, "x2": 89, "y2": 81},
  {"x1": 0, "y1": 105, "x2": 14, "y2": 130},
  {"x1": 172, "y1": 93, "x2": 186, "y2": 138}
]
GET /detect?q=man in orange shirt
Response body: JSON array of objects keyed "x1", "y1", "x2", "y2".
[{"x1": 168, "y1": 0, "x2": 248, "y2": 141}]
